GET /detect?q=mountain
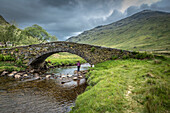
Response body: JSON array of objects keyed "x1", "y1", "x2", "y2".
[
  {"x1": 0, "y1": 15, "x2": 9, "y2": 25},
  {"x1": 67, "y1": 10, "x2": 170, "y2": 51}
]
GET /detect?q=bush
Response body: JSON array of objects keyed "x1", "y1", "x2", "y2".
[
  {"x1": 122, "y1": 54, "x2": 130, "y2": 59},
  {"x1": 0, "y1": 54, "x2": 16, "y2": 61},
  {"x1": 154, "y1": 55, "x2": 167, "y2": 60},
  {"x1": 112, "y1": 55, "x2": 118, "y2": 60},
  {"x1": 91, "y1": 47, "x2": 95, "y2": 52},
  {"x1": 134, "y1": 52, "x2": 153, "y2": 59},
  {"x1": 0, "y1": 54, "x2": 3, "y2": 61},
  {"x1": 132, "y1": 51, "x2": 139, "y2": 55},
  {"x1": 16, "y1": 59, "x2": 23, "y2": 65},
  {"x1": 15, "y1": 48, "x2": 19, "y2": 52}
]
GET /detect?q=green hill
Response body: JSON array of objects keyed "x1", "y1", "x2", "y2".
[
  {"x1": 0, "y1": 15, "x2": 9, "y2": 25},
  {"x1": 67, "y1": 10, "x2": 170, "y2": 51}
]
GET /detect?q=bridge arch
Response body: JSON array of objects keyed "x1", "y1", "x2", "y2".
[{"x1": 29, "y1": 49, "x2": 91, "y2": 69}]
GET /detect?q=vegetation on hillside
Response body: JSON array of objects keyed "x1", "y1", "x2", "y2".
[
  {"x1": 0, "y1": 15, "x2": 9, "y2": 25},
  {"x1": 71, "y1": 58, "x2": 169, "y2": 113},
  {"x1": 0, "y1": 16, "x2": 57, "y2": 47},
  {"x1": 67, "y1": 10, "x2": 170, "y2": 52}
]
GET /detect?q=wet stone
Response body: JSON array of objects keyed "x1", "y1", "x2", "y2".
[{"x1": 1, "y1": 71, "x2": 9, "y2": 76}]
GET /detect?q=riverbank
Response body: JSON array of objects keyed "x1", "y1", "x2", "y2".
[
  {"x1": 0, "y1": 61, "x2": 26, "y2": 73},
  {"x1": 70, "y1": 58, "x2": 169, "y2": 112}
]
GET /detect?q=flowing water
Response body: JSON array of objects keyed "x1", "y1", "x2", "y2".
[{"x1": 0, "y1": 63, "x2": 90, "y2": 113}]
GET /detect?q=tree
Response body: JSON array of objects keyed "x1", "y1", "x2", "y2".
[
  {"x1": 24, "y1": 24, "x2": 57, "y2": 43},
  {"x1": 0, "y1": 25, "x2": 17, "y2": 47},
  {"x1": 50, "y1": 35, "x2": 58, "y2": 42}
]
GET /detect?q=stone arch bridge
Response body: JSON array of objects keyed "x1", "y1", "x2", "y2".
[{"x1": 0, "y1": 41, "x2": 133, "y2": 69}]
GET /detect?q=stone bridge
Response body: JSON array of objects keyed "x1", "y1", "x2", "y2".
[{"x1": 0, "y1": 41, "x2": 133, "y2": 69}]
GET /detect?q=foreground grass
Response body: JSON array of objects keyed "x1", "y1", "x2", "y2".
[
  {"x1": 71, "y1": 58, "x2": 170, "y2": 113},
  {"x1": 46, "y1": 52, "x2": 86, "y2": 66},
  {"x1": 0, "y1": 61, "x2": 26, "y2": 72}
]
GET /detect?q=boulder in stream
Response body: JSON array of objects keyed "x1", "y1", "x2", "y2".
[
  {"x1": 46, "y1": 75, "x2": 51, "y2": 78},
  {"x1": 14, "y1": 74, "x2": 21, "y2": 79},
  {"x1": 1, "y1": 71, "x2": 9, "y2": 76},
  {"x1": 73, "y1": 77, "x2": 78, "y2": 81}
]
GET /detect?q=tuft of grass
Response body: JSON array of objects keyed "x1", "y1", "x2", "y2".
[{"x1": 70, "y1": 58, "x2": 170, "y2": 113}]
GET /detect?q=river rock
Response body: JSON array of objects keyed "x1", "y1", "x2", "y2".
[
  {"x1": 74, "y1": 70, "x2": 77, "y2": 74},
  {"x1": 67, "y1": 75, "x2": 72, "y2": 77},
  {"x1": 11, "y1": 71, "x2": 17, "y2": 74},
  {"x1": 34, "y1": 73, "x2": 39, "y2": 77},
  {"x1": 82, "y1": 70, "x2": 88, "y2": 74},
  {"x1": 14, "y1": 74, "x2": 21, "y2": 79},
  {"x1": 78, "y1": 75, "x2": 83, "y2": 78},
  {"x1": 8, "y1": 73, "x2": 15, "y2": 77},
  {"x1": 30, "y1": 69, "x2": 35, "y2": 73},
  {"x1": 46, "y1": 75, "x2": 51, "y2": 78},
  {"x1": 1, "y1": 71, "x2": 8, "y2": 76},
  {"x1": 17, "y1": 72, "x2": 24, "y2": 76},
  {"x1": 61, "y1": 75, "x2": 67, "y2": 78},
  {"x1": 73, "y1": 77, "x2": 78, "y2": 81},
  {"x1": 23, "y1": 74, "x2": 28, "y2": 77},
  {"x1": 77, "y1": 71, "x2": 81, "y2": 75}
]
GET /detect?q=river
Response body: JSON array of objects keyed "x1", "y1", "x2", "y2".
[{"x1": 0, "y1": 63, "x2": 90, "y2": 113}]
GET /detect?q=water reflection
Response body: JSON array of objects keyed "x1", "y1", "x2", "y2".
[
  {"x1": 48, "y1": 63, "x2": 91, "y2": 75},
  {"x1": 0, "y1": 64, "x2": 90, "y2": 113}
]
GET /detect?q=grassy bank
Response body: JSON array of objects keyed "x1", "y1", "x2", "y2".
[
  {"x1": 0, "y1": 61, "x2": 26, "y2": 72},
  {"x1": 0, "y1": 54, "x2": 26, "y2": 73},
  {"x1": 46, "y1": 52, "x2": 86, "y2": 66},
  {"x1": 71, "y1": 58, "x2": 169, "y2": 113}
]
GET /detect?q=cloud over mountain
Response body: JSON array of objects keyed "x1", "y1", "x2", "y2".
[{"x1": 0, "y1": 0, "x2": 169, "y2": 40}]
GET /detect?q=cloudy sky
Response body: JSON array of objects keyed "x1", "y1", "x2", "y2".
[{"x1": 0, "y1": 0, "x2": 170, "y2": 40}]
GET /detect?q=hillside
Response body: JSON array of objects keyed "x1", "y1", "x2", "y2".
[
  {"x1": 67, "y1": 10, "x2": 170, "y2": 51},
  {"x1": 0, "y1": 15, "x2": 9, "y2": 25}
]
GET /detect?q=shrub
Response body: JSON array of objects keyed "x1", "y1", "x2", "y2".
[
  {"x1": 134, "y1": 52, "x2": 153, "y2": 59},
  {"x1": 0, "y1": 54, "x2": 15, "y2": 61},
  {"x1": 16, "y1": 59, "x2": 23, "y2": 65},
  {"x1": 15, "y1": 48, "x2": 19, "y2": 52},
  {"x1": 154, "y1": 55, "x2": 167, "y2": 60},
  {"x1": 112, "y1": 55, "x2": 118, "y2": 60},
  {"x1": 4, "y1": 55, "x2": 13, "y2": 61},
  {"x1": 0, "y1": 54, "x2": 3, "y2": 61},
  {"x1": 132, "y1": 51, "x2": 139, "y2": 55},
  {"x1": 91, "y1": 47, "x2": 95, "y2": 52},
  {"x1": 122, "y1": 54, "x2": 130, "y2": 59}
]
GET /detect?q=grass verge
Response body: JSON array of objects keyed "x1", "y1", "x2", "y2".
[{"x1": 70, "y1": 58, "x2": 170, "y2": 113}]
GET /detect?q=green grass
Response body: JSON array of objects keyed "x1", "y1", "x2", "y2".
[
  {"x1": 70, "y1": 58, "x2": 170, "y2": 113},
  {"x1": 0, "y1": 61, "x2": 25, "y2": 72},
  {"x1": 46, "y1": 52, "x2": 86, "y2": 66}
]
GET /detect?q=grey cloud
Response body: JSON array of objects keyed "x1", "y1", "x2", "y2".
[
  {"x1": 150, "y1": 0, "x2": 170, "y2": 12},
  {"x1": 126, "y1": 0, "x2": 170, "y2": 16},
  {"x1": 0, "y1": 0, "x2": 169, "y2": 41},
  {"x1": 39, "y1": 0, "x2": 78, "y2": 8}
]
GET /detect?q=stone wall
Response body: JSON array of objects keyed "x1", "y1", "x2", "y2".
[{"x1": 0, "y1": 41, "x2": 133, "y2": 69}]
